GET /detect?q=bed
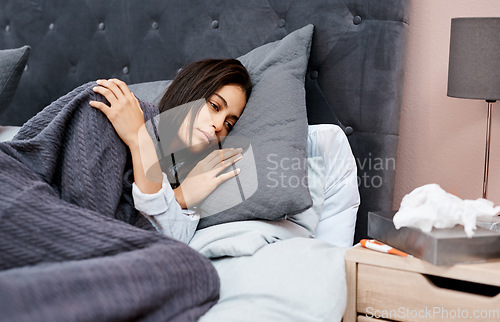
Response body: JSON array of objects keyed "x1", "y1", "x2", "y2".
[{"x1": 0, "y1": 0, "x2": 410, "y2": 321}]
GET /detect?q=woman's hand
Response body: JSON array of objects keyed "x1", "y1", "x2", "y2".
[
  {"x1": 91, "y1": 79, "x2": 162, "y2": 193},
  {"x1": 174, "y1": 148, "x2": 243, "y2": 209},
  {"x1": 89, "y1": 79, "x2": 144, "y2": 149}
]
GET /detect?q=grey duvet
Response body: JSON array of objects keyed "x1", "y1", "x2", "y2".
[{"x1": 0, "y1": 82, "x2": 219, "y2": 321}]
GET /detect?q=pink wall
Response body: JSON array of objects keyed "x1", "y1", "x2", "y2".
[{"x1": 394, "y1": 0, "x2": 500, "y2": 208}]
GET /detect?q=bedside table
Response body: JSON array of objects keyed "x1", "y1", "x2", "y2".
[{"x1": 343, "y1": 245, "x2": 500, "y2": 321}]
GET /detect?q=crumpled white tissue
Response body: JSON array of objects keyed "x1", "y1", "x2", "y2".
[{"x1": 393, "y1": 183, "x2": 500, "y2": 238}]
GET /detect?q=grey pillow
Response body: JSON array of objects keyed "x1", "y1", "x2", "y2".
[
  {"x1": 198, "y1": 25, "x2": 314, "y2": 228},
  {"x1": 0, "y1": 46, "x2": 30, "y2": 124},
  {"x1": 131, "y1": 24, "x2": 314, "y2": 229}
]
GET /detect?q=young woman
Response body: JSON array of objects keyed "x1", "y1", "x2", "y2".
[{"x1": 90, "y1": 59, "x2": 253, "y2": 243}]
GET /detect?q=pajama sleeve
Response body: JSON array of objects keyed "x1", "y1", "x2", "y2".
[{"x1": 132, "y1": 172, "x2": 200, "y2": 244}]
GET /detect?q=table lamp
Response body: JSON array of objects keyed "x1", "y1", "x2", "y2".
[{"x1": 447, "y1": 17, "x2": 500, "y2": 199}]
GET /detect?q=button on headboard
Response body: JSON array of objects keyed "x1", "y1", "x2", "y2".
[{"x1": 0, "y1": 0, "x2": 410, "y2": 242}]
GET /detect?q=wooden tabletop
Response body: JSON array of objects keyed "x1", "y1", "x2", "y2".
[{"x1": 345, "y1": 245, "x2": 500, "y2": 287}]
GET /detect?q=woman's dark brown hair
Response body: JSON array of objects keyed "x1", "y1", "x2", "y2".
[{"x1": 159, "y1": 58, "x2": 252, "y2": 114}]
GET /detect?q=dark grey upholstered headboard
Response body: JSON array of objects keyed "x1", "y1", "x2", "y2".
[{"x1": 0, "y1": 0, "x2": 410, "y2": 242}]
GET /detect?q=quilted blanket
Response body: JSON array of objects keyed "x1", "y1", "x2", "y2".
[{"x1": 0, "y1": 82, "x2": 219, "y2": 321}]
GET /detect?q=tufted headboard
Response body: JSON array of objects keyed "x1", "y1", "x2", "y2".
[{"x1": 0, "y1": 0, "x2": 410, "y2": 242}]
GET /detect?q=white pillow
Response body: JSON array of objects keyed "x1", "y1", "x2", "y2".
[
  {"x1": 309, "y1": 124, "x2": 359, "y2": 247},
  {"x1": 0, "y1": 126, "x2": 21, "y2": 142}
]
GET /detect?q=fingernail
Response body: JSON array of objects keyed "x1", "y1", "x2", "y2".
[
  {"x1": 92, "y1": 87, "x2": 98, "y2": 91},
  {"x1": 96, "y1": 79, "x2": 103, "y2": 84},
  {"x1": 237, "y1": 148, "x2": 243, "y2": 152},
  {"x1": 236, "y1": 168, "x2": 241, "y2": 174}
]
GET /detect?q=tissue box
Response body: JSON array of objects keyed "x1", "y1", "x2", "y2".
[
  {"x1": 477, "y1": 215, "x2": 500, "y2": 232},
  {"x1": 368, "y1": 211, "x2": 500, "y2": 265}
]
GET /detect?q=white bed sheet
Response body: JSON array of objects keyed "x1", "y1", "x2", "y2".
[{"x1": 198, "y1": 237, "x2": 347, "y2": 322}]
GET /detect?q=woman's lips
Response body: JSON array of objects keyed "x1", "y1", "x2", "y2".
[{"x1": 199, "y1": 129, "x2": 213, "y2": 144}]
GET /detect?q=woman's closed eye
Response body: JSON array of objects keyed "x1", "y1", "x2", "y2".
[
  {"x1": 210, "y1": 100, "x2": 235, "y2": 131},
  {"x1": 225, "y1": 120, "x2": 234, "y2": 131},
  {"x1": 210, "y1": 101, "x2": 219, "y2": 111}
]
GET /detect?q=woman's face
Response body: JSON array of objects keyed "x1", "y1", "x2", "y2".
[{"x1": 178, "y1": 84, "x2": 247, "y2": 153}]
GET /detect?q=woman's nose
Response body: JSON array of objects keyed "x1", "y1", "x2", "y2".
[{"x1": 211, "y1": 115, "x2": 224, "y2": 132}]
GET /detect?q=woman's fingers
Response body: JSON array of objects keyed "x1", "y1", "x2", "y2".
[
  {"x1": 93, "y1": 78, "x2": 135, "y2": 105},
  {"x1": 216, "y1": 167, "x2": 241, "y2": 184},
  {"x1": 93, "y1": 80, "x2": 119, "y2": 104},
  {"x1": 89, "y1": 100, "x2": 111, "y2": 115},
  {"x1": 206, "y1": 148, "x2": 243, "y2": 168},
  {"x1": 91, "y1": 78, "x2": 141, "y2": 115},
  {"x1": 97, "y1": 79, "x2": 122, "y2": 95},
  {"x1": 179, "y1": 149, "x2": 242, "y2": 207},
  {"x1": 89, "y1": 78, "x2": 145, "y2": 148},
  {"x1": 212, "y1": 152, "x2": 242, "y2": 172},
  {"x1": 108, "y1": 78, "x2": 134, "y2": 100},
  {"x1": 207, "y1": 153, "x2": 242, "y2": 182},
  {"x1": 107, "y1": 79, "x2": 140, "y2": 108}
]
